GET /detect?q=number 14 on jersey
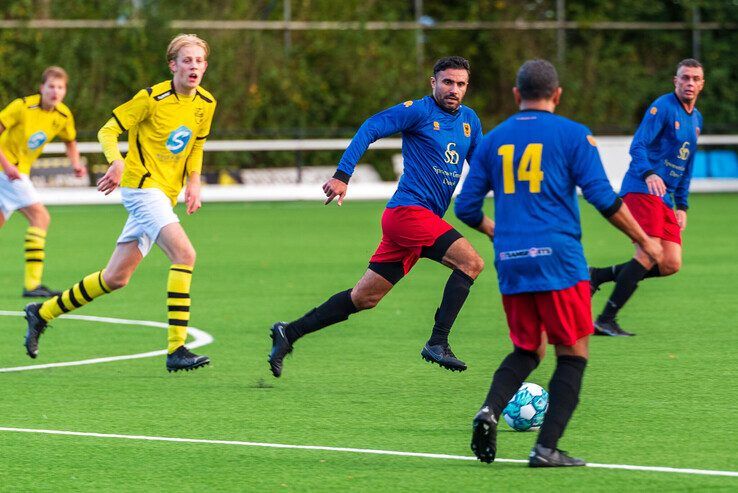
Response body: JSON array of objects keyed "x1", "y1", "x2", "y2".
[{"x1": 498, "y1": 143, "x2": 544, "y2": 194}]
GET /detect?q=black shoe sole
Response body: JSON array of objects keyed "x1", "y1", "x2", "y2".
[
  {"x1": 420, "y1": 351, "x2": 467, "y2": 372},
  {"x1": 471, "y1": 418, "x2": 497, "y2": 463},
  {"x1": 167, "y1": 359, "x2": 210, "y2": 373},
  {"x1": 529, "y1": 457, "x2": 586, "y2": 467},
  {"x1": 593, "y1": 325, "x2": 636, "y2": 337}
]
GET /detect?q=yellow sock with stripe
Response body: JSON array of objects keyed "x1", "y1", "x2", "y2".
[
  {"x1": 39, "y1": 270, "x2": 111, "y2": 322},
  {"x1": 24, "y1": 227, "x2": 47, "y2": 290},
  {"x1": 167, "y1": 264, "x2": 193, "y2": 354}
]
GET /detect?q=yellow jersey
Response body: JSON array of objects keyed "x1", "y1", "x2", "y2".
[
  {"x1": 0, "y1": 94, "x2": 76, "y2": 175},
  {"x1": 98, "y1": 80, "x2": 217, "y2": 204}
]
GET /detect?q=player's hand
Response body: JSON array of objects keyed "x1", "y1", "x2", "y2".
[
  {"x1": 97, "y1": 160, "x2": 124, "y2": 195},
  {"x1": 645, "y1": 174, "x2": 666, "y2": 197},
  {"x1": 72, "y1": 162, "x2": 87, "y2": 178},
  {"x1": 675, "y1": 209, "x2": 687, "y2": 231},
  {"x1": 185, "y1": 176, "x2": 202, "y2": 215},
  {"x1": 641, "y1": 237, "x2": 663, "y2": 264},
  {"x1": 4, "y1": 165, "x2": 21, "y2": 181},
  {"x1": 477, "y1": 215, "x2": 495, "y2": 240},
  {"x1": 323, "y1": 178, "x2": 347, "y2": 206}
]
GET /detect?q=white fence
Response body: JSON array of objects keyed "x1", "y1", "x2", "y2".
[{"x1": 36, "y1": 136, "x2": 738, "y2": 205}]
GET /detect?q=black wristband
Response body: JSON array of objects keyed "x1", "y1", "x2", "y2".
[
  {"x1": 333, "y1": 170, "x2": 351, "y2": 184},
  {"x1": 642, "y1": 170, "x2": 656, "y2": 180},
  {"x1": 676, "y1": 204, "x2": 688, "y2": 211},
  {"x1": 600, "y1": 197, "x2": 623, "y2": 218}
]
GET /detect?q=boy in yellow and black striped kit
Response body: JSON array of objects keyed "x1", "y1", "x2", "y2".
[
  {"x1": 0, "y1": 66, "x2": 86, "y2": 298},
  {"x1": 23, "y1": 34, "x2": 216, "y2": 373}
]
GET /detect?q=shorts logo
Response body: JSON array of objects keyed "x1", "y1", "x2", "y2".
[
  {"x1": 674, "y1": 121, "x2": 680, "y2": 130},
  {"x1": 463, "y1": 123, "x2": 471, "y2": 137},
  {"x1": 27, "y1": 131, "x2": 47, "y2": 150},
  {"x1": 433, "y1": 121, "x2": 440, "y2": 131},
  {"x1": 499, "y1": 247, "x2": 553, "y2": 261},
  {"x1": 650, "y1": 107, "x2": 658, "y2": 115},
  {"x1": 166, "y1": 126, "x2": 193, "y2": 154},
  {"x1": 677, "y1": 141, "x2": 690, "y2": 161},
  {"x1": 403, "y1": 100, "x2": 413, "y2": 107},
  {"x1": 444, "y1": 142, "x2": 459, "y2": 165}
]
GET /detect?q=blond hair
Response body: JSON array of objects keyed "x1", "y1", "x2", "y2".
[
  {"x1": 42, "y1": 66, "x2": 68, "y2": 84},
  {"x1": 166, "y1": 34, "x2": 210, "y2": 63}
]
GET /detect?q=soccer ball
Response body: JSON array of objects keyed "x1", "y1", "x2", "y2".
[{"x1": 502, "y1": 382, "x2": 549, "y2": 432}]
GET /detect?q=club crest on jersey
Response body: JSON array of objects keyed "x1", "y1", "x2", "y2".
[
  {"x1": 463, "y1": 123, "x2": 471, "y2": 137},
  {"x1": 674, "y1": 121, "x2": 680, "y2": 130},
  {"x1": 403, "y1": 100, "x2": 413, "y2": 107},
  {"x1": 433, "y1": 121, "x2": 440, "y2": 131},
  {"x1": 27, "y1": 131, "x2": 48, "y2": 150},
  {"x1": 166, "y1": 126, "x2": 193, "y2": 154},
  {"x1": 677, "y1": 141, "x2": 690, "y2": 161},
  {"x1": 194, "y1": 108, "x2": 205, "y2": 125},
  {"x1": 650, "y1": 107, "x2": 658, "y2": 115}
]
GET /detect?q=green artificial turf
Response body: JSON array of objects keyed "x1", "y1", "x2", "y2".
[{"x1": 0, "y1": 194, "x2": 736, "y2": 491}]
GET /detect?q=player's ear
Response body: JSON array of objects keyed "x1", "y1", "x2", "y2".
[
  {"x1": 513, "y1": 87, "x2": 521, "y2": 106},
  {"x1": 552, "y1": 87, "x2": 563, "y2": 105},
  {"x1": 168, "y1": 59, "x2": 177, "y2": 74}
]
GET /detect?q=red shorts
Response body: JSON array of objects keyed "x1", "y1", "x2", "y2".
[
  {"x1": 501, "y1": 281, "x2": 593, "y2": 351},
  {"x1": 623, "y1": 193, "x2": 682, "y2": 245},
  {"x1": 370, "y1": 206, "x2": 454, "y2": 275}
]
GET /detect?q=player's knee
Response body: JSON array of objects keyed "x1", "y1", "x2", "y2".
[
  {"x1": 352, "y1": 292, "x2": 383, "y2": 311},
  {"x1": 103, "y1": 272, "x2": 130, "y2": 291},
  {"x1": 33, "y1": 208, "x2": 51, "y2": 229},
  {"x1": 177, "y1": 246, "x2": 197, "y2": 266},
  {"x1": 461, "y1": 254, "x2": 484, "y2": 278},
  {"x1": 660, "y1": 258, "x2": 681, "y2": 276}
]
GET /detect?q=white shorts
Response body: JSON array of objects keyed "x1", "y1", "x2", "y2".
[
  {"x1": 0, "y1": 172, "x2": 41, "y2": 220},
  {"x1": 117, "y1": 187, "x2": 179, "y2": 257}
]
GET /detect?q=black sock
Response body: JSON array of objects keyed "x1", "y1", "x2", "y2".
[
  {"x1": 536, "y1": 355, "x2": 587, "y2": 450},
  {"x1": 644, "y1": 264, "x2": 661, "y2": 279},
  {"x1": 599, "y1": 259, "x2": 648, "y2": 321},
  {"x1": 590, "y1": 262, "x2": 628, "y2": 285},
  {"x1": 284, "y1": 289, "x2": 358, "y2": 344},
  {"x1": 483, "y1": 347, "x2": 540, "y2": 419},
  {"x1": 427, "y1": 269, "x2": 474, "y2": 346}
]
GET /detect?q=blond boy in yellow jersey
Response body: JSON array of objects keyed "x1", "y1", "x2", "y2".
[
  {"x1": 0, "y1": 66, "x2": 86, "y2": 297},
  {"x1": 23, "y1": 34, "x2": 217, "y2": 373}
]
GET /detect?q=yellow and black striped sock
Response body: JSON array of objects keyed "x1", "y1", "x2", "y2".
[
  {"x1": 39, "y1": 270, "x2": 111, "y2": 322},
  {"x1": 24, "y1": 226, "x2": 47, "y2": 290},
  {"x1": 167, "y1": 264, "x2": 193, "y2": 354}
]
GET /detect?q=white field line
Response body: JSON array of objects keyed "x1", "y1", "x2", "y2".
[
  {"x1": 0, "y1": 311, "x2": 214, "y2": 372},
  {"x1": 0, "y1": 427, "x2": 737, "y2": 478}
]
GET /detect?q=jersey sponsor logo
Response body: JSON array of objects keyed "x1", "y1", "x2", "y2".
[
  {"x1": 586, "y1": 135, "x2": 597, "y2": 147},
  {"x1": 677, "y1": 141, "x2": 690, "y2": 161},
  {"x1": 433, "y1": 121, "x2": 440, "y2": 131},
  {"x1": 499, "y1": 247, "x2": 553, "y2": 261},
  {"x1": 166, "y1": 126, "x2": 193, "y2": 154},
  {"x1": 650, "y1": 106, "x2": 658, "y2": 115},
  {"x1": 403, "y1": 100, "x2": 413, "y2": 107},
  {"x1": 27, "y1": 131, "x2": 48, "y2": 150},
  {"x1": 675, "y1": 121, "x2": 680, "y2": 130},
  {"x1": 463, "y1": 123, "x2": 471, "y2": 137},
  {"x1": 444, "y1": 142, "x2": 459, "y2": 165}
]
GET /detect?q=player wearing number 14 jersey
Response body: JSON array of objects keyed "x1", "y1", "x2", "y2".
[
  {"x1": 455, "y1": 60, "x2": 661, "y2": 466},
  {"x1": 269, "y1": 56, "x2": 485, "y2": 377}
]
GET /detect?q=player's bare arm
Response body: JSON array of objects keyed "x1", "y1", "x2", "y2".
[
  {"x1": 474, "y1": 215, "x2": 495, "y2": 240},
  {"x1": 97, "y1": 159, "x2": 124, "y2": 195},
  {"x1": 64, "y1": 140, "x2": 86, "y2": 177},
  {"x1": 185, "y1": 171, "x2": 202, "y2": 215},
  {"x1": 0, "y1": 124, "x2": 21, "y2": 180},
  {"x1": 323, "y1": 177, "x2": 347, "y2": 206},
  {"x1": 607, "y1": 204, "x2": 663, "y2": 263}
]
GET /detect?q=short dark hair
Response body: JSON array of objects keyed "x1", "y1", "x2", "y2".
[
  {"x1": 433, "y1": 56, "x2": 471, "y2": 77},
  {"x1": 676, "y1": 58, "x2": 703, "y2": 74},
  {"x1": 516, "y1": 59, "x2": 559, "y2": 101}
]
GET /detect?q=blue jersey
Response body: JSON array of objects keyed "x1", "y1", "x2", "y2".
[
  {"x1": 336, "y1": 95, "x2": 483, "y2": 217},
  {"x1": 620, "y1": 93, "x2": 703, "y2": 209},
  {"x1": 455, "y1": 110, "x2": 619, "y2": 295}
]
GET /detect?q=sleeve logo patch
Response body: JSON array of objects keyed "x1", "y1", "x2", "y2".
[
  {"x1": 650, "y1": 106, "x2": 658, "y2": 115},
  {"x1": 463, "y1": 123, "x2": 471, "y2": 137},
  {"x1": 433, "y1": 121, "x2": 440, "y2": 131},
  {"x1": 403, "y1": 100, "x2": 413, "y2": 107},
  {"x1": 586, "y1": 135, "x2": 597, "y2": 147},
  {"x1": 675, "y1": 121, "x2": 680, "y2": 130}
]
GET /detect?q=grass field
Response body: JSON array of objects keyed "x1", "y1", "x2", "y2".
[{"x1": 1, "y1": 194, "x2": 737, "y2": 491}]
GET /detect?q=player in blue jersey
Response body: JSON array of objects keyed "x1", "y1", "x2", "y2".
[
  {"x1": 268, "y1": 56, "x2": 485, "y2": 377},
  {"x1": 454, "y1": 60, "x2": 662, "y2": 466},
  {"x1": 589, "y1": 59, "x2": 704, "y2": 336}
]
